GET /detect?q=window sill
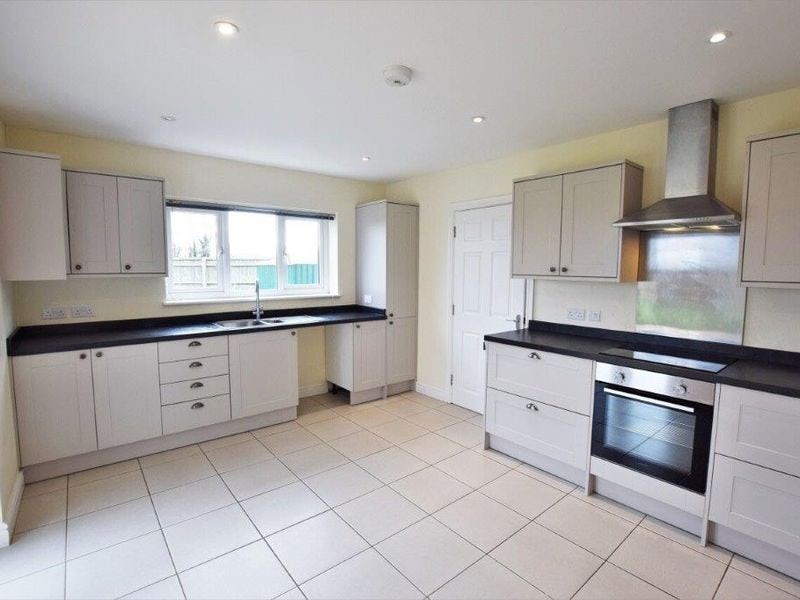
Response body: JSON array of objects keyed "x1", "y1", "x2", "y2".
[{"x1": 163, "y1": 293, "x2": 342, "y2": 306}]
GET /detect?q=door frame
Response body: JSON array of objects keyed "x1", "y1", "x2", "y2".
[{"x1": 446, "y1": 194, "x2": 532, "y2": 407}]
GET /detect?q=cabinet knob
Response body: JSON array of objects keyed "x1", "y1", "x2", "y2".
[
  {"x1": 124, "y1": 264, "x2": 132, "y2": 271},
  {"x1": 526, "y1": 402, "x2": 538, "y2": 411},
  {"x1": 75, "y1": 264, "x2": 82, "y2": 271},
  {"x1": 190, "y1": 382, "x2": 204, "y2": 389},
  {"x1": 291, "y1": 331, "x2": 296, "y2": 336},
  {"x1": 389, "y1": 313, "x2": 394, "y2": 317},
  {"x1": 95, "y1": 351, "x2": 103, "y2": 358},
  {"x1": 561, "y1": 267, "x2": 568, "y2": 273},
  {"x1": 355, "y1": 324, "x2": 360, "y2": 329},
  {"x1": 79, "y1": 353, "x2": 87, "y2": 360},
  {"x1": 188, "y1": 341, "x2": 202, "y2": 347},
  {"x1": 549, "y1": 267, "x2": 556, "y2": 273},
  {"x1": 189, "y1": 361, "x2": 203, "y2": 368},
  {"x1": 190, "y1": 402, "x2": 205, "y2": 410},
  {"x1": 528, "y1": 352, "x2": 541, "y2": 360},
  {"x1": 389, "y1": 321, "x2": 394, "y2": 325}
]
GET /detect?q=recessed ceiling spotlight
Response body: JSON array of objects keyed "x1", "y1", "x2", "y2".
[
  {"x1": 215, "y1": 21, "x2": 239, "y2": 36},
  {"x1": 472, "y1": 115, "x2": 486, "y2": 123},
  {"x1": 708, "y1": 31, "x2": 730, "y2": 44},
  {"x1": 361, "y1": 156, "x2": 371, "y2": 162},
  {"x1": 160, "y1": 115, "x2": 177, "y2": 122}
]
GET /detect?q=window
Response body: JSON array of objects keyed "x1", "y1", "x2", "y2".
[{"x1": 165, "y1": 202, "x2": 333, "y2": 301}]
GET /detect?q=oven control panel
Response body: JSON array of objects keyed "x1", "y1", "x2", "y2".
[{"x1": 595, "y1": 363, "x2": 715, "y2": 406}]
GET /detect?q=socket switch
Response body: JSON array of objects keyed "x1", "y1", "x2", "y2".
[
  {"x1": 71, "y1": 305, "x2": 96, "y2": 318},
  {"x1": 566, "y1": 308, "x2": 586, "y2": 321},
  {"x1": 588, "y1": 310, "x2": 602, "y2": 322},
  {"x1": 41, "y1": 307, "x2": 68, "y2": 320}
]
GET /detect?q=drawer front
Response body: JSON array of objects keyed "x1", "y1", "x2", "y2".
[
  {"x1": 159, "y1": 354, "x2": 229, "y2": 384},
  {"x1": 162, "y1": 394, "x2": 231, "y2": 435},
  {"x1": 717, "y1": 385, "x2": 800, "y2": 478},
  {"x1": 486, "y1": 342, "x2": 593, "y2": 414},
  {"x1": 486, "y1": 387, "x2": 589, "y2": 469},
  {"x1": 158, "y1": 336, "x2": 228, "y2": 363},
  {"x1": 160, "y1": 375, "x2": 230, "y2": 406},
  {"x1": 709, "y1": 454, "x2": 800, "y2": 555}
]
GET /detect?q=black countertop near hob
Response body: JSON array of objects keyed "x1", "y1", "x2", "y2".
[
  {"x1": 485, "y1": 321, "x2": 800, "y2": 400},
  {"x1": 7, "y1": 305, "x2": 385, "y2": 357}
]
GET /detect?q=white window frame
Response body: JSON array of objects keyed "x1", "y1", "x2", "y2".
[{"x1": 165, "y1": 205, "x2": 332, "y2": 302}]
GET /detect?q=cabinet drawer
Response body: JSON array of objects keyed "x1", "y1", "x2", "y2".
[
  {"x1": 709, "y1": 454, "x2": 800, "y2": 556},
  {"x1": 159, "y1": 354, "x2": 229, "y2": 384},
  {"x1": 716, "y1": 385, "x2": 800, "y2": 478},
  {"x1": 486, "y1": 342, "x2": 593, "y2": 414},
  {"x1": 486, "y1": 387, "x2": 589, "y2": 470},
  {"x1": 158, "y1": 336, "x2": 228, "y2": 363},
  {"x1": 160, "y1": 375, "x2": 230, "y2": 406},
  {"x1": 162, "y1": 394, "x2": 231, "y2": 435}
]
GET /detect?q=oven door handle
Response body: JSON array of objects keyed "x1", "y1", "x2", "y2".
[{"x1": 602, "y1": 388, "x2": 695, "y2": 413}]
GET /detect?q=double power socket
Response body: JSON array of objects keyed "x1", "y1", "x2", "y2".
[
  {"x1": 567, "y1": 308, "x2": 601, "y2": 322},
  {"x1": 41, "y1": 305, "x2": 96, "y2": 320}
]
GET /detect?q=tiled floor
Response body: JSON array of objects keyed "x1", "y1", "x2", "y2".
[{"x1": 2, "y1": 391, "x2": 799, "y2": 600}]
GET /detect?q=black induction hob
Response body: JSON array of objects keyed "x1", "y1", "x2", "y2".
[{"x1": 599, "y1": 347, "x2": 733, "y2": 373}]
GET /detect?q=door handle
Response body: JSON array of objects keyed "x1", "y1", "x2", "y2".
[
  {"x1": 505, "y1": 314, "x2": 522, "y2": 329},
  {"x1": 528, "y1": 352, "x2": 541, "y2": 360},
  {"x1": 189, "y1": 361, "x2": 203, "y2": 368},
  {"x1": 190, "y1": 402, "x2": 205, "y2": 410},
  {"x1": 188, "y1": 341, "x2": 202, "y2": 347},
  {"x1": 190, "y1": 382, "x2": 204, "y2": 389},
  {"x1": 526, "y1": 402, "x2": 538, "y2": 411}
]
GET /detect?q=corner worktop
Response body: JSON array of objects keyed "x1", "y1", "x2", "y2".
[{"x1": 6, "y1": 305, "x2": 385, "y2": 357}]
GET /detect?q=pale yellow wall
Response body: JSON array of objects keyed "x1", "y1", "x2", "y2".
[{"x1": 387, "y1": 86, "x2": 800, "y2": 394}]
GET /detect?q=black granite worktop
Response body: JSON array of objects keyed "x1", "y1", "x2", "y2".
[
  {"x1": 7, "y1": 305, "x2": 385, "y2": 357},
  {"x1": 485, "y1": 321, "x2": 800, "y2": 399}
]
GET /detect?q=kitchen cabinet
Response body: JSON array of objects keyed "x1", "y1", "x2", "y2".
[
  {"x1": 386, "y1": 203, "x2": 419, "y2": 318},
  {"x1": 12, "y1": 350, "x2": 97, "y2": 466},
  {"x1": 387, "y1": 317, "x2": 416, "y2": 385},
  {"x1": 512, "y1": 161, "x2": 642, "y2": 281},
  {"x1": 740, "y1": 130, "x2": 800, "y2": 286},
  {"x1": 92, "y1": 343, "x2": 162, "y2": 448},
  {"x1": 66, "y1": 170, "x2": 166, "y2": 275},
  {"x1": 229, "y1": 330, "x2": 298, "y2": 418},
  {"x1": 0, "y1": 149, "x2": 68, "y2": 280},
  {"x1": 325, "y1": 321, "x2": 387, "y2": 401}
]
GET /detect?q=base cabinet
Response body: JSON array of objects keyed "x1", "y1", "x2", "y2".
[
  {"x1": 12, "y1": 350, "x2": 97, "y2": 466},
  {"x1": 229, "y1": 330, "x2": 298, "y2": 418},
  {"x1": 326, "y1": 321, "x2": 387, "y2": 393},
  {"x1": 387, "y1": 317, "x2": 416, "y2": 385}
]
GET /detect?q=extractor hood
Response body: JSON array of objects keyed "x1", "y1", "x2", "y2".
[{"x1": 614, "y1": 99, "x2": 740, "y2": 231}]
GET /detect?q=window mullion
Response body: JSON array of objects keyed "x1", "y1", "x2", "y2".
[
  {"x1": 220, "y1": 212, "x2": 231, "y2": 297},
  {"x1": 276, "y1": 216, "x2": 286, "y2": 294}
]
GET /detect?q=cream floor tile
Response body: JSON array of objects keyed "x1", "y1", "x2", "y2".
[
  {"x1": 400, "y1": 432, "x2": 463, "y2": 463},
  {"x1": 150, "y1": 476, "x2": 235, "y2": 527},
  {"x1": 357, "y1": 447, "x2": 427, "y2": 484},
  {"x1": 242, "y1": 481, "x2": 328, "y2": 536},
  {"x1": 376, "y1": 517, "x2": 482, "y2": 596},
  {"x1": 65, "y1": 531, "x2": 174, "y2": 600},
  {"x1": 431, "y1": 556, "x2": 546, "y2": 600},
  {"x1": 198, "y1": 432, "x2": 254, "y2": 451},
  {"x1": 330, "y1": 401, "x2": 377, "y2": 417},
  {"x1": 280, "y1": 444, "x2": 348, "y2": 479},
  {"x1": 640, "y1": 516, "x2": 732, "y2": 563},
  {"x1": 370, "y1": 419, "x2": 428, "y2": 444},
  {"x1": 203, "y1": 438, "x2": 273, "y2": 473},
  {"x1": 296, "y1": 408, "x2": 337, "y2": 426},
  {"x1": 252, "y1": 420, "x2": 300, "y2": 438},
  {"x1": 437, "y1": 422, "x2": 483, "y2": 447},
  {"x1": 491, "y1": 522, "x2": 602, "y2": 599},
  {"x1": 535, "y1": 495, "x2": 635, "y2": 558},
  {"x1": 467, "y1": 414, "x2": 484, "y2": 427},
  {"x1": 515, "y1": 463, "x2": 576, "y2": 493},
  {"x1": 313, "y1": 393, "x2": 350, "y2": 409},
  {"x1": 1, "y1": 522, "x2": 65, "y2": 585},
  {"x1": 304, "y1": 416, "x2": 363, "y2": 442},
  {"x1": 304, "y1": 463, "x2": 382, "y2": 507},
  {"x1": 220, "y1": 457, "x2": 298, "y2": 500},
  {"x1": 260, "y1": 427, "x2": 322, "y2": 456},
  {"x1": 573, "y1": 562, "x2": 672, "y2": 600},
  {"x1": 480, "y1": 470, "x2": 565, "y2": 519},
  {"x1": 267, "y1": 511, "x2": 369, "y2": 584},
  {"x1": 138, "y1": 445, "x2": 202, "y2": 469},
  {"x1": 328, "y1": 429, "x2": 392, "y2": 460},
  {"x1": 0, "y1": 564, "x2": 65, "y2": 600},
  {"x1": 163, "y1": 504, "x2": 260, "y2": 572},
  {"x1": 434, "y1": 492, "x2": 528, "y2": 552},
  {"x1": 68, "y1": 459, "x2": 140, "y2": 488},
  {"x1": 335, "y1": 487, "x2": 427, "y2": 545},
  {"x1": 67, "y1": 470, "x2": 148, "y2": 518},
  {"x1": 22, "y1": 477, "x2": 67, "y2": 499},
  {"x1": 403, "y1": 409, "x2": 461, "y2": 431},
  {"x1": 123, "y1": 576, "x2": 184, "y2": 599},
  {"x1": 569, "y1": 489, "x2": 645, "y2": 524},
  {"x1": 400, "y1": 392, "x2": 447, "y2": 409},
  {"x1": 301, "y1": 548, "x2": 422, "y2": 600},
  {"x1": 436, "y1": 403, "x2": 480, "y2": 420},
  {"x1": 471, "y1": 446, "x2": 521, "y2": 468},
  {"x1": 276, "y1": 587, "x2": 305, "y2": 599},
  {"x1": 435, "y1": 450, "x2": 510, "y2": 488},
  {"x1": 380, "y1": 399, "x2": 430, "y2": 418},
  {"x1": 66, "y1": 497, "x2": 159, "y2": 559},
  {"x1": 179, "y1": 540, "x2": 294, "y2": 600},
  {"x1": 14, "y1": 488, "x2": 67, "y2": 533},
  {"x1": 391, "y1": 467, "x2": 472, "y2": 513},
  {"x1": 729, "y1": 556, "x2": 800, "y2": 597},
  {"x1": 715, "y1": 567, "x2": 796, "y2": 600},
  {"x1": 609, "y1": 527, "x2": 727, "y2": 599},
  {"x1": 141, "y1": 453, "x2": 216, "y2": 494},
  {"x1": 345, "y1": 407, "x2": 399, "y2": 429}
]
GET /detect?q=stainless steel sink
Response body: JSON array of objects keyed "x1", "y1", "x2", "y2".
[{"x1": 213, "y1": 319, "x2": 283, "y2": 329}]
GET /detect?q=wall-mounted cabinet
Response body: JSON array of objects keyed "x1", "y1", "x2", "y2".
[
  {"x1": 512, "y1": 161, "x2": 642, "y2": 281},
  {"x1": 739, "y1": 130, "x2": 800, "y2": 287}
]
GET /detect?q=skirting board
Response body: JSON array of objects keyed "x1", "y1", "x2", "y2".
[
  {"x1": 414, "y1": 381, "x2": 448, "y2": 402},
  {"x1": 0, "y1": 471, "x2": 25, "y2": 547},
  {"x1": 709, "y1": 522, "x2": 800, "y2": 581}
]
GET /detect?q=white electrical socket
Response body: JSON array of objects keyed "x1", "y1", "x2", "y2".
[
  {"x1": 41, "y1": 307, "x2": 68, "y2": 320},
  {"x1": 588, "y1": 310, "x2": 602, "y2": 322},
  {"x1": 362, "y1": 294, "x2": 373, "y2": 305},
  {"x1": 71, "y1": 305, "x2": 96, "y2": 318},
  {"x1": 566, "y1": 308, "x2": 586, "y2": 321}
]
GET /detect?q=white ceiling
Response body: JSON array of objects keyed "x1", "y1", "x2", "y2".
[{"x1": 1, "y1": 1, "x2": 799, "y2": 182}]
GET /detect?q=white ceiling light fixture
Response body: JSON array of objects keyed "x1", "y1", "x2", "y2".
[
  {"x1": 215, "y1": 21, "x2": 239, "y2": 37},
  {"x1": 383, "y1": 64, "x2": 413, "y2": 87},
  {"x1": 160, "y1": 114, "x2": 177, "y2": 122},
  {"x1": 472, "y1": 115, "x2": 486, "y2": 123},
  {"x1": 361, "y1": 156, "x2": 371, "y2": 162},
  {"x1": 708, "y1": 31, "x2": 730, "y2": 44}
]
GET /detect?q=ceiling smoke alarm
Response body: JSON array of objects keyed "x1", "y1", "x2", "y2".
[{"x1": 383, "y1": 64, "x2": 413, "y2": 87}]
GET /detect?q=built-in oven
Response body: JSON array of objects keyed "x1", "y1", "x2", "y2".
[{"x1": 592, "y1": 363, "x2": 715, "y2": 495}]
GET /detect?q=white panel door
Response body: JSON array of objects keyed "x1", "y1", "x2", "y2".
[
  {"x1": 92, "y1": 343, "x2": 162, "y2": 449},
  {"x1": 66, "y1": 171, "x2": 121, "y2": 274},
  {"x1": 229, "y1": 330, "x2": 298, "y2": 418},
  {"x1": 742, "y1": 135, "x2": 800, "y2": 283},
  {"x1": 560, "y1": 165, "x2": 622, "y2": 278},
  {"x1": 118, "y1": 177, "x2": 166, "y2": 274},
  {"x1": 452, "y1": 204, "x2": 526, "y2": 413},
  {"x1": 512, "y1": 175, "x2": 562, "y2": 276},
  {"x1": 12, "y1": 350, "x2": 97, "y2": 466},
  {"x1": 353, "y1": 321, "x2": 386, "y2": 392},
  {"x1": 387, "y1": 316, "x2": 417, "y2": 385},
  {"x1": 386, "y1": 203, "x2": 419, "y2": 318}
]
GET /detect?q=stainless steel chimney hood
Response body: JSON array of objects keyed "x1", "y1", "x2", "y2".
[{"x1": 614, "y1": 99, "x2": 740, "y2": 231}]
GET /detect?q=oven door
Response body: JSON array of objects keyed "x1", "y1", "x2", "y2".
[{"x1": 591, "y1": 382, "x2": 713, "y2": 494}]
